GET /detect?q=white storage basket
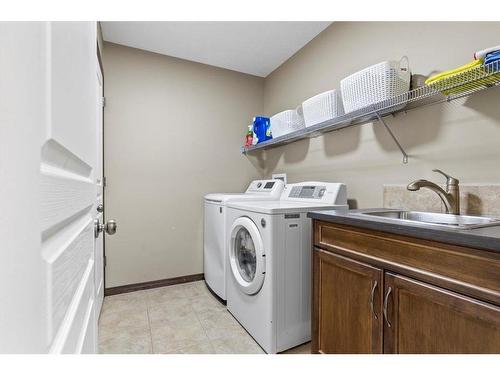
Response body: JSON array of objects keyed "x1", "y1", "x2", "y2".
[
  {"x1": 302, "y1": 89, "x2": 344, "y2": 127},
  {"x1": 270, "y1": 109, "x2": 305, "y2": 138},
  {"x1": 340, "y1": 57, "x2": 410, "y2": 114}
]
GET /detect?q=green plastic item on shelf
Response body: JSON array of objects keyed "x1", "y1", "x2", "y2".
[{"x1": 425, "y1": 59, "x2": 500, "y2": 95}]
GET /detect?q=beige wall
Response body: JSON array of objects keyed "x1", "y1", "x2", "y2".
[
  {"x1": 103, "y1": 42, "x2": 264, "y2": 287},
  {"x1": 259, "y1": 22, "x2": 500, "y2": 208}
]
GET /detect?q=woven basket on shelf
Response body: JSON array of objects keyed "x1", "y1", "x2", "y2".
[
  {"x1": 270, "y1": 109, "x2": 305, "y2": 138},
  {"x1": 341, "y1": 57, "x2": 410, "y2": 114},
  {"x1": 302, "y1": 89, "x2": 344, "y2": 127}
]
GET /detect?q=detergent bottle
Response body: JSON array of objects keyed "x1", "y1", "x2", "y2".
[{"x1": 245, "y1": 125, "x2": 253, "y2": 147}]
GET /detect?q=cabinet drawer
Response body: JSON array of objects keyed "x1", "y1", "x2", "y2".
[{"x1": 314, "y1": 221, "x2": 500, "y2": 306}]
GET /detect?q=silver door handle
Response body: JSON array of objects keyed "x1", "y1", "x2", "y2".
[
  {"x1": 104, "y1": 219, "x2": 117, "y2": 235},
  {"x1": 370, "y1": 280, "x2": 378, "y2": 320},
  {"x1": 94, "y1": 219, "x2": 117, "y2": 238},
  {"x1": 383, "y1": 287, "x2": 392, "y2": 328}
]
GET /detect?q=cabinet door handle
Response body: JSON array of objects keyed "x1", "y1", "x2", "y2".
[
  {"x1": 383, "y1": 286, "x2": 392, "y2": 328},
  {"x1": 370, "y1": 280, "x2": 378, "y2": 320}
]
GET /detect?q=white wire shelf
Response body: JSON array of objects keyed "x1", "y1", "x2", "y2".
[{"x1": 241, "y1": 60, "x2": 500, "y2": 162}]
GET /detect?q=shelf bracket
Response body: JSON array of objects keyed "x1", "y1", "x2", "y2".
[{"x1": 374, "y1": 111, "x2": 409, "y2": 164}]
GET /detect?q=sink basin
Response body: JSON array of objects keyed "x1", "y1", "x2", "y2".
[{"x1": 355, "y1": 210, "x2": 500, "y2": 230}]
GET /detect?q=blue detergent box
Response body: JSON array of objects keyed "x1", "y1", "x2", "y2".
[{"x1": 253, "y1": 116, "x2": 272, "y2": 144}]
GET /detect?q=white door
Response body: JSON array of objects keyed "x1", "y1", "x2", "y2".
[
  {"x1": 94, "y1": 56, "x2": 105, "y2": 317},
  {"x1": 229, "y1": 217, "x2": 266, "y2": 295},
  {"x1": 0, "y1": 21, "x2": 111, "y2": 353}
]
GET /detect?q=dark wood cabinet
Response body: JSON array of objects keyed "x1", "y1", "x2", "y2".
[
  {"x1": 312, "y1": 220, "x2": 500, "y2": 354},
  {"x1": 383, "y1": 273, "x2": 500, "y2": 353},
  {"x1": 312, "y1": 249, "x2": 382, "y2": 353}
]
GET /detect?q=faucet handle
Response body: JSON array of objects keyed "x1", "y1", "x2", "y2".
[{"x1": 432, "y1": 169, "x2": 459, "y2": 186}]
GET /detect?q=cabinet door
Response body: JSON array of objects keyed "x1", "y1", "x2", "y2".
[
  {"x1": 312, "y1": 249, "x2": 383, "y2": 353},
  {"x1": 383, "y1": 273, "x2": 500, "y2": 353}
]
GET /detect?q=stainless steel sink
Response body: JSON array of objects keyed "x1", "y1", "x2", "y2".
[{"x1": 355, "y1": 210, "x2": 500, "y2": 230}]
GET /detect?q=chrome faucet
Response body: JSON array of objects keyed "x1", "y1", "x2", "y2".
[{"x1": 407, "y1": 169, "x2": 460, "y2": 215}]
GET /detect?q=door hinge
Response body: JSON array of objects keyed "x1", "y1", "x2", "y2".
[
  {"x1": 103, "y1": 176, "x2": 107, "y2": 187},
  {"x1": 101, "y1": 96, "x2": 106, "y2": 108},
  {"x1": 104, "y1": 255, "x2": 107, "y2": 268}
]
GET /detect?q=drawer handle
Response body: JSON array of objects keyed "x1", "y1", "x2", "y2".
[
  {"x1": 383, "y1": 286, "x2": 392, "y2": 328},
  {"x1": 370, "y1": 280, "x2": 378, "y2": 320}
]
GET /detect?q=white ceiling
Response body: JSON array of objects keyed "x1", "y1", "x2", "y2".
[{"x1": 101, "y1": 22, "x2": 331, "y2": 77}]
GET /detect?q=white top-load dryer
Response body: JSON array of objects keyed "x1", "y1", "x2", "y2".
[
  {"x1": 204, "y1": 179, "x2": 285, "y2": 300},
  {"x1": 225, "y1": 182, "x2": 348, "y2": 353}
]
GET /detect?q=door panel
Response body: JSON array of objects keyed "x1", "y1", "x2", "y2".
[
  {"x1": 312, "y1": 249, "x2": 383, "y2": 354},
  {"x1": 40, "y1": 22, "x2": 98, "y2": 354},
  {"x1": 47, "y1": 22, "x2": 97, "y2": 167},
  {"x1": 384, "y1": 273, "x2": 500, "y2": 353},
  {"x1": 50, "y1": 259, "x2": 95, "y2": 353},
  {"x1": 42, "y1": 218, "x2": 94, "y2": 340}
]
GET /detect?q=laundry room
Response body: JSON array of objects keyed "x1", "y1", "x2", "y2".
[
  {"x1": 97, "y1": 20, "x2": 500, "y2": 356},
  {"x1": 2, "y1": 2, "x2": 500, "y2": 372}
]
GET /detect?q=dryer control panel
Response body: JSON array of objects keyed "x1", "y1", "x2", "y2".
[{"x1": 245, "y1": 179, "x2": 285, "y2": 194}]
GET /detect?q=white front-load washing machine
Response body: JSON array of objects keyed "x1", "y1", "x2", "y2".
[
  {"x1": 203, "y1": 179, "x2": 284, "y2": 300},
  {"x1": 225, "y1": 182, "x2": 348, "y2": 353}
]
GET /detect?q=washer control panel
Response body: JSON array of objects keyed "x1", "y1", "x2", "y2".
[
  {"x1": 288, "y1": 185, "x2": 326, "y2": 199},
  {"x1": 282, "y1": 181, "x2": 348, "y2": 206}
]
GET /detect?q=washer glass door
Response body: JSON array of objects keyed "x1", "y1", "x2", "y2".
[{"x1": 229, "y1": 217, "x2": 265, "y2": 295}]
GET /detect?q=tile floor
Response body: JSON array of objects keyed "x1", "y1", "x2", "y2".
[{"x1": 98, "y1": 280, "x2": 311, "y2": 354}]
